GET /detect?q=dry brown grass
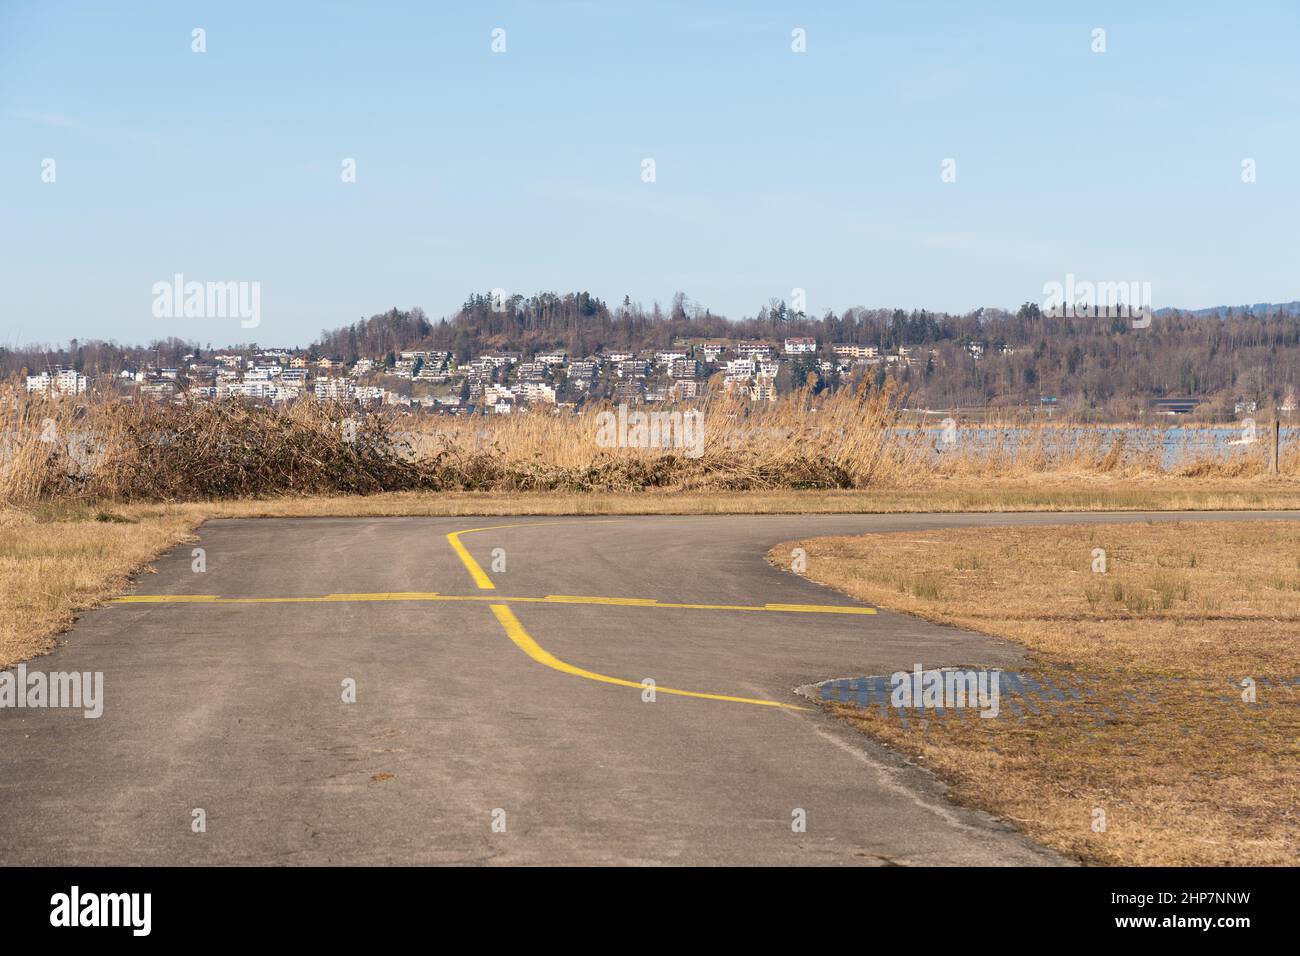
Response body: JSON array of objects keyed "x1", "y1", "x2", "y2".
[
  {"x1": 0, "y1": 384, "x2": 912, "y2": 501},
  {"x1": 0, "y1": 506, "x2": 200, "y2": 669},
  {"x1": 771, "y1": 521, "x2": 1300, "y2": 866},
  {"x1": 5, "y1": 384, "x2": 1298, "y2": 506}
]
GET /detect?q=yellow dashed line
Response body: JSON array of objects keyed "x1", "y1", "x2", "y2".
[{"x1": 488, "y1": 604, "x2": 805, "y2": 710}]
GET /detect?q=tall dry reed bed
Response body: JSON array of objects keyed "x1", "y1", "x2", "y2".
[{"x1": 0, "y1": 384, "x2": 1291, "y2": 505}]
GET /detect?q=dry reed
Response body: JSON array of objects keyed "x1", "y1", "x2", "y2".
[{"x1": 1, "y1": 382, "x2": 1293, "y2": 506}]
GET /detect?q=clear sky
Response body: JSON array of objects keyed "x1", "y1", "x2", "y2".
[{"x1": 2, "y1": 0, "x2": 1298, "y2": 348}]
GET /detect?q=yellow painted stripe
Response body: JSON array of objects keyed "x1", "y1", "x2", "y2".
[
  {"x1": 542, "y1": 595, "x2": 873, "y2": 614},
  {"x1": 543, "y1": 594, "x2": 659, "y2": 606},
  {"x1": 325, "y1": 592, "x2": 442, "y2": 601},
  {"x1": 112, "y1": 594, "x2": 218, "y2": 603},
  {"x1": 443, "y1": 520, "x2": 621, "y2": 591},
  {"x1": 113, "y1": 592, "x2": 444, "y2": 604},
  {"x1": 488, "y1": 604, "x2": 805, "y2": 710},
  {"x1": 110, "y1": 591, "x2": 874, "y2": 615},
  {"x1": 762, "y1": 603, "x2": 875, "y2": 614},
  {"x1": 446, "y1": 529, "x2": 496, "y2": 590}
]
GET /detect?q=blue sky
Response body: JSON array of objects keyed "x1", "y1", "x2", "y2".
[{"x1": 2, "y1": 0, "x2": 1298, "y2": 348}]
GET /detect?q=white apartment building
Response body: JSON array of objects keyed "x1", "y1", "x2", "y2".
[
  {"x1": 672, "y1": 379, "x2": 701, "y2": 400},
  {"x1": 224, "y1": 381, "x2": 297, "y2": 403},
  {"x1": 669, "y1": 358, "x2": 699, "y2": 380},
  {"x1": 314, "y1": 378, "x2": 353, "y2": 401},
  {"x1": 26, "y1": 369, "x2": 88, "y2": 396},
  {"x1": 725, "y1": 358, "x2": 756, "y2": 378},
  {"x1": 483, "y1": 383, "x2": 512, "y2": 403},
  {"x1": 518, "y1": 382, "x2": 557, "y2": 404}
]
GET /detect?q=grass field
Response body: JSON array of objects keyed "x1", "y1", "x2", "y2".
[{"x1": 770, "y1": 521, "x2": 1300, "y2": 866}]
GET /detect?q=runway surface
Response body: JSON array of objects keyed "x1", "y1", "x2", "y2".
[{"x1": 4, "y1": 511, "x2": 1290, "y2": 865}]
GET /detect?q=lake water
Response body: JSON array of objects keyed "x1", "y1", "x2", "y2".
[{"x1": 908, "y1": 425, "x2": 1295, "y2": 468}]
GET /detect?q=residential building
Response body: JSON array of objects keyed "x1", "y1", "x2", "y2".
[
  {"x1": 834, "y1": 344, "x2": 879, "y2": 360},
  {"x1": 314, "y1": 378, "x2": 353, "y2": 401},
  {"x1": 669, "y1": 358, "x2": 700, "y2": 380},
  {"x1": 672, "y1": 379, "x2": 701, "y2": 401},
  {"x1": 139, "y1": 382, "x2": 176, "y2": 401},
  {"x1": 518, "y1": 382, "x2": 557, "y2": 404},
  {"x1": 26, "y1": 369, "x2": 88, "y2": 396},
  {"x1": 724, "y1": 358, "x2": 756, "y2": 379}
]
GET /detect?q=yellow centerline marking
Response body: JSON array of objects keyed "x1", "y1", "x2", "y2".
[
  {"x1": 446, "y1": 519, "x2": 627, "y2": 591},
  {"x1": 116, "y1": 519, "x2": 861, "y2": 714},
  {"x1": 110, "y1": 591, "x2": 874, "y2": 615},
  {"x1": 446, "y1": 527, "x2": 498, "y2": 590},
  {"x1": 489, "y1": 604, "x2": 805, "y2": 710}
]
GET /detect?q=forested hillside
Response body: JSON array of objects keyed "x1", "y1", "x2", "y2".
[{"x1": 7, "y1": 292, "x2": 1300, "y2": 416}]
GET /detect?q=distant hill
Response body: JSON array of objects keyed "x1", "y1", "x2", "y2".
[
  {"x1": 1157, "y1": 302, "x2": 1300, "y2": 319},
  {"x1": 296, "y1": 292, "x2": 1300, "y2": 417},
  {"x1": 9, "y1": 291, "x2": 1300, "y2": 418}
]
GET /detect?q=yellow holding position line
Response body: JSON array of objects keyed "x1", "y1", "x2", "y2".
[{"x1": 488, "y1": 604, "x2": 805, "y2": 710}]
